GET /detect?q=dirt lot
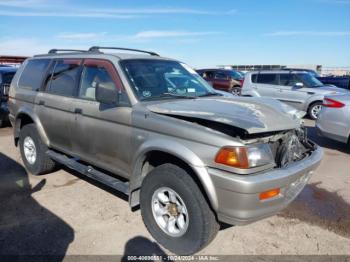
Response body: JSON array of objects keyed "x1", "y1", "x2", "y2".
[{"x1": 1, "y1": 120, "x2": 350, "y2": 256}]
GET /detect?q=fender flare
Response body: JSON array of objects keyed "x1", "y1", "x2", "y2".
[
  {"x1": 129, "y1": 139, "x2": 219, "y2": 211},
  {"x1": 14, "y1": 107, "x2": 50, "y2": 146}
]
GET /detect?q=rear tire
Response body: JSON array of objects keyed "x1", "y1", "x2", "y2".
[
  {"x1": 140, "y1": 164, "x2": 219, "y2": 255},
  {"x1": 308, "y1": 101, "x2": 322, "y2": 120},
  {"x1": 19, "y1": 123, "x2": 56, "y2": 175}
]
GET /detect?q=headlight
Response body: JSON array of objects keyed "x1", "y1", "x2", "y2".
[{"x1": 215, "y1": 144, "x2": 274, "y2": 169}]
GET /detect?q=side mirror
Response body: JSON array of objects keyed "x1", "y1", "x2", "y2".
[
  {"x1": 96, "y1": 83, "x2": 119, "y2": 105},
  {"x1": 293, "y1": 82, "x2": 304, "y2": 89}
]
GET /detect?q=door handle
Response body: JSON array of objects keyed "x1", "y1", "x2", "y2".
[
  {"x1": 38, "y1": 100, "x2": 45, "y2": 106},
  {"x1": 74, "y1": 108, "x2": 83, "y2": 114}
]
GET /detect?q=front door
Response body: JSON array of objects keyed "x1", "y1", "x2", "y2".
[
  {"x1": 71, "y1": 59, "x2": 132, "y2": 177},
  {"x1": 275, "y1": 73, "x2": 309, "y2": 110}
]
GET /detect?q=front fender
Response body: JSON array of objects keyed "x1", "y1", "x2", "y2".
[{"x1": 129, "y1": 138, "x2": 219, "y2": 211}]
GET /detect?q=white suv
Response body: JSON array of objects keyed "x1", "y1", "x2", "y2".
[{"x1": 241, "y1": 70, "x2": 349, "y2": 119}]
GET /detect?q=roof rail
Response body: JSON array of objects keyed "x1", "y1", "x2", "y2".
[
  {"x1": 48, "y1": 49, "x2": 87, "y2": 54},
  {"x1": 88, "y1": 46, "x2": 159, "y2": 56}
]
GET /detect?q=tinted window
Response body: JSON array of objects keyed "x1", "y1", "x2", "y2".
[
  {"x1": 47, "y1": 59, "x2": 81, "y2": 96},
  {"x1": 214, "y1": 71, "x2": 227, "y2": 80},
  {"x1": 251, "y1": 74, "x2": 258, "y2": 83},
  {"x1": 279, "y1": 74, "x2": 290, "y2": 85},
  {"x1": 18, "y1": 59, "x2": 51, "y2": 91},
  {"x1": 1, "y1": 72, "x2": 15, "y2": 85},
  {"x1": 257, "y1": 74, "x2": 277, "y2": 85},
  {"x1": 205, "y1": 71, "x2": 214, "y2": 78}
]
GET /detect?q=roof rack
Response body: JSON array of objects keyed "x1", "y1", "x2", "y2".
[
  {"x1": 88, "y1": 46, "x2": 159, "y2": 56},
  {"x1": 48, "y1": 49, "x2": 87, "y2": 54}
]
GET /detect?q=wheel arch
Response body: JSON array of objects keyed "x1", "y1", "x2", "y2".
[
  {"x1": 129, "y1": 141, "x2": 219, "y2": 212},
  {"x1": 14, "y1": 108, "x2": 49, "y2": 147}
]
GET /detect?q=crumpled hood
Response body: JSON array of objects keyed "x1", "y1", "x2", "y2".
[{"x1": 147, "y1": 97, "x2": 300, "y2": 134}]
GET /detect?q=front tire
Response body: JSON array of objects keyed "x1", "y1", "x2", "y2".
[
  {"x1": 140, "y1": 164, "x2": 219, "y2": 255},
  {"x1": 308, "y1": 101, "x2": 322, "y2": 120},
  {"x1": 19, "y1": 123, "x2": 56, "y2": 175}
]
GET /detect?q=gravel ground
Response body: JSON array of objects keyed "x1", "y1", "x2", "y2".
[{"x1": 0, "y1": 119, "x2": 350, "y2": 257}]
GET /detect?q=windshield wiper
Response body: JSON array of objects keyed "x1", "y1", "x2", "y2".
[
  {"x1": 161, "y1": 92, "x2": 196, "y2": 99},
  {"x1": 141, "y1": 92, "x2": 196, "y2": 101}
]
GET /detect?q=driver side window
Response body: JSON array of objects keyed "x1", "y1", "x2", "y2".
[
  {"x1": 79, "y1": 66, "x2": 115, "y2": 101},
  {"x1": 78, "y1": 59, "x2": 130, "y2": 106}
]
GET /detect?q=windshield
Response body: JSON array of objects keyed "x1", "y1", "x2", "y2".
[
  {"x1": 297, "y1": 73, "x2": 324, "y2": 87},
  {"x1": 120, "y1": 59, "x2": 216, "y2": 100}
]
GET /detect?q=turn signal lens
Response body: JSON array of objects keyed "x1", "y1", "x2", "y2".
[
  {"x1": 215, "y1": 147, "x2": 249, "y2": 169},
  {"x1": 259, "y1": 188, "x2": 280, "y2": 200}
]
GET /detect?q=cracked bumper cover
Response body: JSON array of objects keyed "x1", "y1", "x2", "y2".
[{"x1": 208, "y1": 143, "x2": 323, "y2": 225}]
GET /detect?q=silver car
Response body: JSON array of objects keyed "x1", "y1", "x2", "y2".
[
  {"x1": 241, "y1": 70, "x2": 350, "y2": 120},
  {"x1": 9, "y1": 47, "x2": 323, "y2": 255},
  {"x1": 316, "y1": 94, "x2": 350, "y2": 144}
]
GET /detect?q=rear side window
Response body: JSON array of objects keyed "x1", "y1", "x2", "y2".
[
  {"x1": 18, "y1": 59, "x2": 51, "y2": 91},
  {"x1": 46, "y1": 59, "x2": 82, "y2": 97},
  {"x1": 257, "y1": 74, "x2": 278, "y2": 85}
]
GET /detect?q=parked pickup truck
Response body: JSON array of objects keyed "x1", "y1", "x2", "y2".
[{"x1": 9, "y1": 47, "x2": 323, "y2": 255}]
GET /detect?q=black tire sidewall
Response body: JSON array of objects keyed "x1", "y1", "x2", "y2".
[
  {"x1": 140, "y1": 165, "x2": 215, "y2": 255},
  {"x1": 19, "y1": 124, "x2": 44, "y2": 175}
]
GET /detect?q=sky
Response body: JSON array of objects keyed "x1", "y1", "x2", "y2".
[{"x1": 0, "y1": 0, "x2": 349, "y2": 68}]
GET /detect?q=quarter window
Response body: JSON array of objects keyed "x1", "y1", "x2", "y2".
[
  {"x1": 18, "y1": 59, "x2": 51, "y2": 91},
  {"x1": 46, "y1": 59, "x2": 82, "y2": 96}
]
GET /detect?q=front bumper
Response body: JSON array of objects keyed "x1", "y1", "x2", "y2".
[{"x1": 208, "y1": 143, "x2": 323, "y2": 225}]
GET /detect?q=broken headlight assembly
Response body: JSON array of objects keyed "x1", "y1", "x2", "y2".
[{"x1": 215, "y1": 144, "x2": 274, "y2": 169}]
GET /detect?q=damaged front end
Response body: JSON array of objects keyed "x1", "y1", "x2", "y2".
[{"x1": 269, "y1": 127, "x2": 316, "y2": 168}]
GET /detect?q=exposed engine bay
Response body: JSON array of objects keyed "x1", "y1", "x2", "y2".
[{"x1": 269, "y1": 127, "x2": 315, "y2": 168}]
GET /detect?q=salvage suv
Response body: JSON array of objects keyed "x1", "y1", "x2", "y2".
[{"x1": 9, "y1": 47, "x2": 323, "y2": 255}]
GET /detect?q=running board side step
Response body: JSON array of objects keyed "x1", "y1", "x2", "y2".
[{"x1": 47, "y1": 150, "x2": 129, "y2": 195}]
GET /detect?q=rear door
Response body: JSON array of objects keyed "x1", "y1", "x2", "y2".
[
  {"x1": 71, "y1": 59, "x2": 132, "y2": 177},
  {"x1": 35, "y1": 59, "x2": 81, "y2": 153}
]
